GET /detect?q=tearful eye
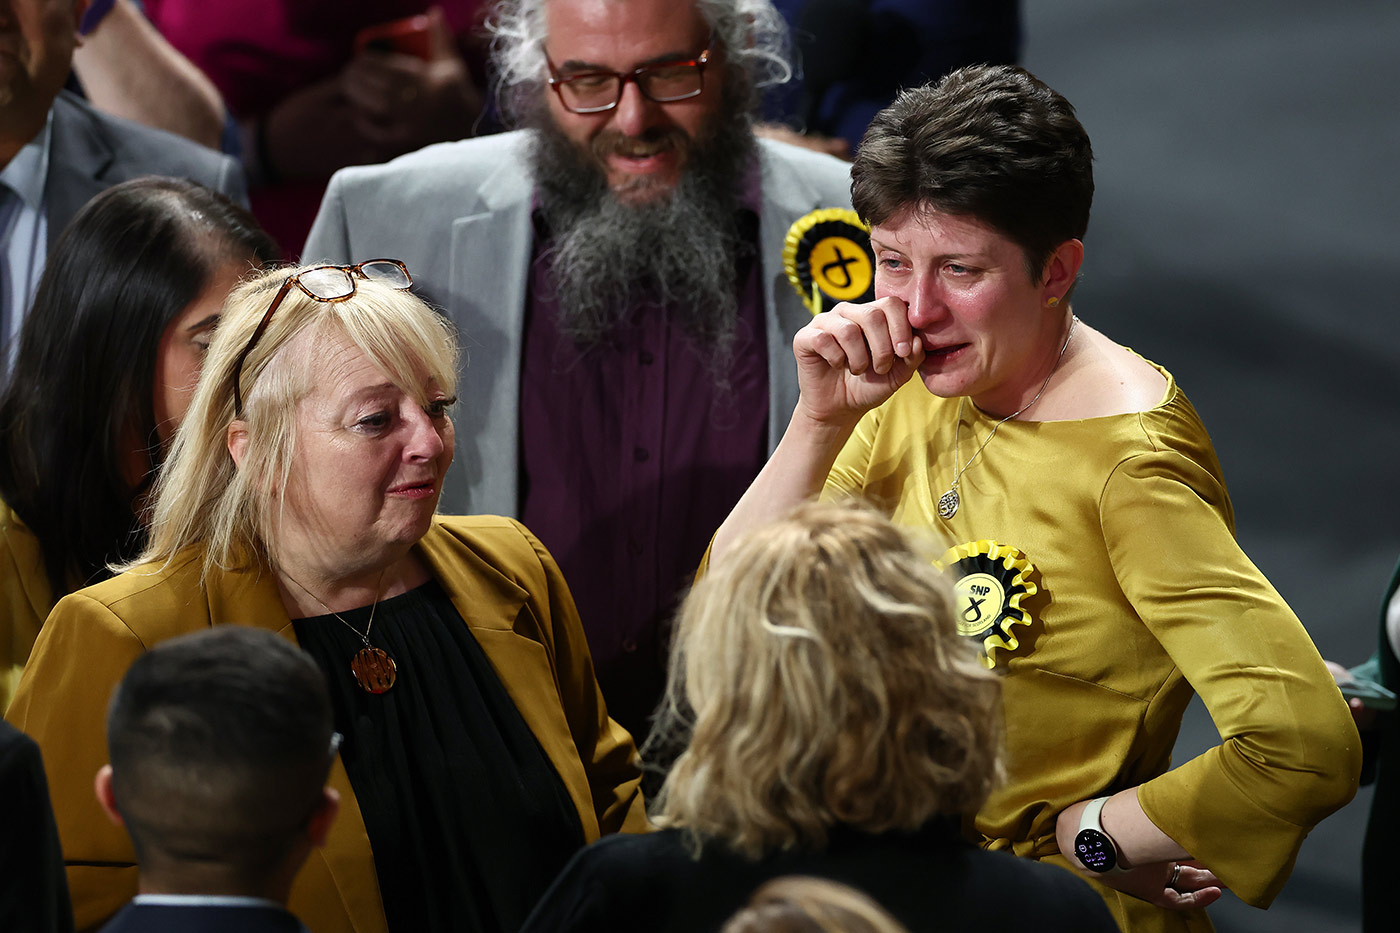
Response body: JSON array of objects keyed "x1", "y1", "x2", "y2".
[{"x1": 356, "y1": 412, "x2": 392, "y2": 431}]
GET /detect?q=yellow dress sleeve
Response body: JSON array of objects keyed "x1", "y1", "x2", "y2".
[
  {"x1": 822, "y1": 404, "x2": 882, "y2": 500},
  {"x1": 1099, "y1": 450, "x2": 1361, "y2": 906}
]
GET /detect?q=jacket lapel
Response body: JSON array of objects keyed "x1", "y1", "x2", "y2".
[
  {"x1": 43, "y1": 92, "x2": 114, "y2": 239},
  {"x1": 757, "y1": 140, "x2": 833, "y2": 452},
  {"x1": 416, "y1": 522, "x2": 602, "y2": 839},
  {"x1": 439, "y1": 162, "x2": 533, "y2": 518}
]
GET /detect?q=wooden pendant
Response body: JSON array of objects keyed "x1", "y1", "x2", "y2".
[{"x1": 351, "y1": 645, "x2": 397, "y2": 694}]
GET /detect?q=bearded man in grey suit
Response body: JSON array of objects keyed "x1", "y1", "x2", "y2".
[
  {"x1": 304, "y1": 0, "x2": 853, "y2": 738},
  {"x1": 0, "y1": 0, "x2": 245, "y2": 362}
]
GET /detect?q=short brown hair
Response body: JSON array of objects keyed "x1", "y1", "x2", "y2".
[
  {"x1": 851, "y1": 64, "x2": 1094, "y2": 281},
  {"x1": 107, "y1": 628, "x2": 334, "y2": 885},
  {"x1": 650, "y1": 500, "x2": 1001, "y2": 858}
]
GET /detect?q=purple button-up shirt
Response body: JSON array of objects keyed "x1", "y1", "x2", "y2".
[{"x1": 519, "y1": 210, "x2": 769, "y2": 739}]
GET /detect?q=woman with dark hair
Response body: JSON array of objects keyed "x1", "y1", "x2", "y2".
[
  {"x1": 709, "y1": 66, "x2": 1360, "y2": 932},
  {"x1": 0, "y1": 176, "x2": 276, "y2": 709}
]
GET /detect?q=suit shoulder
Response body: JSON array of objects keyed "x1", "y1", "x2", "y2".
[
  {"x1": 327, "y1": 130, "x2": 535, "y2": 197},
  {"x1": 558, "y1": 829, "x2": 689, "y2": 884},
  {"x1": 427, "y1": 514, "x2": 542, "y2": 567},
  {"x1": 0, "y1": 719, "x2": 40, "y2": 766},
  {"x1": 52, "y1": 91, "x2": 241, "y2": 193},
  {"x1": 757, "y1": 137, "x2": 853, "y2": 198},
  {"x1": 51, "y1": 549, "x2": 208, "y2": 646},
  {"x1": 420, "y1": 516, "x2": 567, "y2": 612}
]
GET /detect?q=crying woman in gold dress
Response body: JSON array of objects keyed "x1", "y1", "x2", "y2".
[{"x1": 709, "y1": 65, "x2": 1360, "y2": 933}]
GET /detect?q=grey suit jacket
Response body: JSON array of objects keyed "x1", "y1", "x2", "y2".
[
  {"x1": 45, "y1": 90, "x2": 246, "y2": 238},
  {"x1": 304, "y1": 129, "x2": 853, "y2": 516}
]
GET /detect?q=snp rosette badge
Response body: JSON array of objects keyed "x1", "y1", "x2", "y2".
[
  {"x1": 934, "y1": 540, "x2": 1039, "y2": 669},
  {"x1": 783, "y1": 208, "x2": 876, "y2": 315}
]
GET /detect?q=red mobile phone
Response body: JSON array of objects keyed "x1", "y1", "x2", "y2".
[{"x1": 353, "y1": 14, "x2": 433, "y2": 60}]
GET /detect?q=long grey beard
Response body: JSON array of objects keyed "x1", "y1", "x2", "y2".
[{"x1": 529, "y1": 108, "x2": 757, "y2": 358}]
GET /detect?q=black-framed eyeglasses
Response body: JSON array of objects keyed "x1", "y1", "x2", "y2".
[
  {"x1": 545, "y1": 38, "x2": 713, "y2": 114},
  {"x1": 231, "y1": 259, "x2": 412, "y2": 416}
]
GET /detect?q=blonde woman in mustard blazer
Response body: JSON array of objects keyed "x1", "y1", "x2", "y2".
[{"x1": 8, "y1": 263, "x2": 645, "y2": 933}]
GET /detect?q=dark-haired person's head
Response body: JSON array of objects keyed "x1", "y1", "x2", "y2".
[
  {"x1": 96, "y1": 627, "x2": 338, "y2": 899},
  {"x1": 851, "y1": 64, "x2": 1094, "y2": 286},
  {"x1": 0, "y1": 176, "x2": 276, "y2": 598}
]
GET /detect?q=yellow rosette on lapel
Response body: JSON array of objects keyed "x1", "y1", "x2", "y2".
[
  {"x1": 782, "y1": 208, "x2": 876, "y2": 315},
  {"x1": 935, "y1": 540, "x2": 1039, "y2": 669}
]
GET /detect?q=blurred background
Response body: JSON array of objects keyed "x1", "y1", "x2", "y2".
[{"x1": 1020, "y1": 1, "x2": 1399, "y2": 929}]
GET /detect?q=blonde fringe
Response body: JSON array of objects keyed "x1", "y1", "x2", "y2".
[{"x1": 123, "y1": 265, "x2": 458, "y2": 580}]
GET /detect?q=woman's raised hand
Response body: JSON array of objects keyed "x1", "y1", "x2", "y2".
[
  {"x1": 792, "y1": 297, "x2": 925, "y2": 427},
  {"x1": 710, "y1": 298, "x2": 924, "y2": 559}
]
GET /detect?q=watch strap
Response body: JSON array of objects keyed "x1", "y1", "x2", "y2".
[{"x1": 1075, "y1": 796, "x2": 1127, "y2": 873}]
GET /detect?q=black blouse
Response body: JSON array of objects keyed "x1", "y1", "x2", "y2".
[{"x1": 293, "y1": 580, "x2": 584, "y2": 933}]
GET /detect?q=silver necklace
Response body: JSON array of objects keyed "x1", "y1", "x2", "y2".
[
  {"x1": 285, "y1": 569, "x2": 397, "y2": 694},
  {"x1": 937, "y1": 315, "x2": 1077, "y2": 520}
]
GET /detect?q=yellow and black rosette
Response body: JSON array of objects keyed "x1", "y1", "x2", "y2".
[
  {"x1": 782, "y1": 208, "x2": 876, "y2": 315},
  {"x1": 934, "y1": 540, "x2": 1039, "y2": 669}
]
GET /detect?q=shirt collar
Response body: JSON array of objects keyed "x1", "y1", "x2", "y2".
[
  {"x1": 0, "y1": 112, "x2": 53, "y2": 211},
  {"x1": 132, "y1": 894, "x2": 285, "y2": 910}
]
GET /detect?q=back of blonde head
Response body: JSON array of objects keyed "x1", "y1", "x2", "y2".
[
  {"x1": 131, "y1": 264, "x2": 458, "y2": 576},
  {"x1": 651, "y1": 499, "x2": 1001, "y2": 857},
  {"x1": 721, "y1": 876, "x2": 911, "y2": 933}
]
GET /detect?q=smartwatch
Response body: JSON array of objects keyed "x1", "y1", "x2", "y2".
[{"x1": 1074, "y1": 796, "x2": 1125, "y2": 873}]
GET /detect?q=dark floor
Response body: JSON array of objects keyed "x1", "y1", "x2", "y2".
[{"x1": 1021, "y1": 1, "x2": 1400, "y2": 929}]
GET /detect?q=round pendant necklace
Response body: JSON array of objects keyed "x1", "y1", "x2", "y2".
[
  {"x1": 938, "y1": 315, "x2": 1078, "y2": 521},
  {"x1": 285, "y1": 569, "x2": 397, "y2": 694}
]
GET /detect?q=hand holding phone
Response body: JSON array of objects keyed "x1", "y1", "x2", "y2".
[{"x1": 340, "y1": 6, "x2": 481, "y2": 157}]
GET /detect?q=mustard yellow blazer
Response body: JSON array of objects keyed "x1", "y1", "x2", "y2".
[
  {"x1": 1, "y1": 500, "x2": 55, "y2": 713},
  {"x1": 6, "y1": 514, "x2": 648, "y2": 933}
]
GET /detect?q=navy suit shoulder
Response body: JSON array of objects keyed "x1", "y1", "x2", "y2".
[
  {"x1": 45, "y1": 91, "x2": 247, "y2": 237},
  {"x1": 0, "y1": 721, "x2": 73, "y2": 933},
  {"x1": 99, "y1": 903, "x2": 308, "y2": 933},
  {"x1": 521, "y1": 825, "x2": 1117, "y2": 933}
]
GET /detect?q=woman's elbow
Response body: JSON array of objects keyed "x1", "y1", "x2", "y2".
[{"x1": 1280, "y1": 710, "x2": 1363, "y2": 821}]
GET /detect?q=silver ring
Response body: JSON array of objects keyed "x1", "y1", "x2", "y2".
[{"x1": 1169, "y1": 863, "x2": 1182, "y2": 890}]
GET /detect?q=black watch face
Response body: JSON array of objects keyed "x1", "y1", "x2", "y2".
[{"x1": 1075, "y1": 829, "x2": 1118, "y2": 873}]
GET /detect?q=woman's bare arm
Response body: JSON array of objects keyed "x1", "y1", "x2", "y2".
[
  {"x1": 711, "y1": 298, "x2": 923, "y2": 562},
  {"x1": 72, "y1": 0, "x2": 227, "y2": 150}
]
